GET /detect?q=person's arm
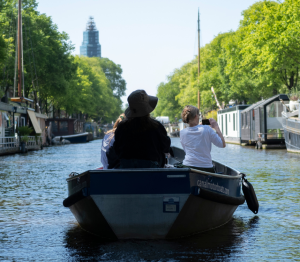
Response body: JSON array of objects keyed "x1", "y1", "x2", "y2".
[{"x1": 209, "y1": 118, "x2": 226, "y2": 148}]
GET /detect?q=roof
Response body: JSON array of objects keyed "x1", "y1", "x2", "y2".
[
  {"x1": 217, "y1": 105, "x2": 249, "y2": 114},
  {"x1": 258, "y1": 94, "x2": 289, "y2": 107},
  {"x1": 241, "y1": 94, "x2": 289, "y2": 113},
  {"x1": 241, "y1": 100, "x2": 265, "y2": 113}
]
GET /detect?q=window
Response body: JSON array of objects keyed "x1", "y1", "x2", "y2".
[
  {"x1": 233, "y1": 113, "x2": 235, "y2": 131},
  {"x1": 225, "y1": 114, "x2": 228, "y2": 135},
  {"x1": 21, "y1": 117, "x2": 25, "y2": 127},
  {"x1": 221, "y1": 115, "x2": 223, "y2": 133},
  {"x1": 242, "y1": 114, "x2": 244, "y2": 127},
  {"x1": 60, "y1": 121, "x2": 68, "y2": 133},
  {"x1": 267, "y1": 101, "x2": 283, "y2": 118},
  {"x1": 52, "y1": 121, "x2": 58, "y2": 133}
]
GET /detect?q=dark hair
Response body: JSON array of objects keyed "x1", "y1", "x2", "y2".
[
  {"x1": 122, "y1": 114, "x2": 159, "y2": 133},
  {"x1": 181, "y1": 105, "x2": 199, "y2": 123}
]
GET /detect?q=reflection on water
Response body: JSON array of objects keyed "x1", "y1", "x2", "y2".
[
  {"x1": 64, "y1": 217, "x2": 253, "y2": 261},
  {"x1": 0, "y1": 139, "x2": 299, "y2": 261}
]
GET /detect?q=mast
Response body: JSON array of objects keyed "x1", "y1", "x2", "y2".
[
  {"x1": 17, "y1": 0, "x2": 22, "y2": 97},
  {"x1": 197, "y1": 9, "x2": 200, "y2": 110}
]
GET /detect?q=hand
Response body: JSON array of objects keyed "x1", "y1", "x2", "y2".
[{"x1": 209, "y1": 118, "x2": 219, "y2": 129}]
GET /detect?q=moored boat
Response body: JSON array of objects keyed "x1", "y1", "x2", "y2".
[
  {"x1": 282, "y1": 100, "x2": 300, "y2": 153},
  {"x1": 54, "y1": 132, "x2": 89, "y2": 144},
  {"x1": 63, "y1": 146, "x2": 257, "y2": 240}
]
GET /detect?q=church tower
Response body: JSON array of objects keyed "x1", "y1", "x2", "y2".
[{"x1": 80, "y1": 17, "x2": 101, "y2": 58}]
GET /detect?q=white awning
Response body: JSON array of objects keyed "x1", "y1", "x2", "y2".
[{"x1": 27, "y1": 110, "x2": 42, "y2": 134}]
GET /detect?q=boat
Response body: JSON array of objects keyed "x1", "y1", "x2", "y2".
[
  {"x1": 54, "y1": 132, "x2": 89, "y2": 144},
  {"x1": 46, "y1": 118, "x2": 89, "y2": 144},
  {"x1": 63, "y1": 146, "x2": 257, "y2": 240},
  {"x1": 282, "y1": 99, "x2": 300, "y2": 153}
]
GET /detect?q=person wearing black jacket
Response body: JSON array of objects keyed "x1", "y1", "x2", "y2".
[{"x1": 107, "y1": 90, "x2": 170, "y2": 169}]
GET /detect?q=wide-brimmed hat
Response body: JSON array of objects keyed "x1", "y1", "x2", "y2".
[{"x1": 125, "y1": 90, "x2": 158, "y2": 118}]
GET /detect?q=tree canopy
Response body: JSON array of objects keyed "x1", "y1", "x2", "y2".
[
  {"x1": 154, "y1": 0, "x2": 300, "y2": 120},
  {"x1": 0, "y1": 0, "x2": 126, "y2": 123}
]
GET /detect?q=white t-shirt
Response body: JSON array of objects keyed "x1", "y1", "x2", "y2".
[{"x1": 180, "y1": 125, "x2": 223, "y2": 168}]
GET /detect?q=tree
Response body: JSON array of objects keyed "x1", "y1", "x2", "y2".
[
  {"x1": 230, "y1": 1, "x2": 289, "y2": 96},
  {"x1": 56, "y1": 56, "x2": 122, "y2": 123},
  {"x1": 98, "y1": 57, "x2": 126, "y2": 99},
  {"x1": 0, "y1": 0, "x2": 76, "y2": 112}
]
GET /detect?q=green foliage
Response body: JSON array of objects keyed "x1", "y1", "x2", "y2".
[
  {"x1": 156, "y1": 0, "x2": 300, "y2": 120},
  {"x1": 205, "y1": 110, "x2": 218, "y2": 121},
  {"x1": 20, "y1": 135, "x2": 29, "y2": 143},
  {"x1": 98, "y1": 57, "x2": 126, "y2": 99},
  {"x1": 0, "y1": 0, "x2": 126, "y2": 123},
  {"x1": 289, "y1": 87, "x2": 300, "y2": 101},
  {"x1": 17, "y1": 126, "x2": 33, "y2": 136}
]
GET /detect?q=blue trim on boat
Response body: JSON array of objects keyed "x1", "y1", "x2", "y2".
[
  {"x1": 89, "y1": 170, "x2": 191, "y2": 195},
  {"x1": 73, "y1": 169, "x2": 243, "y2": 198}
]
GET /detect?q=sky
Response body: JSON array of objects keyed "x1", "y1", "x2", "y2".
[{"x1": 37, "y1": 0, "x2": 259, "y2": 104}]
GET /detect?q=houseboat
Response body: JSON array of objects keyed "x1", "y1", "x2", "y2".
[
  {"x1": 282, "y1": 99, "x2": 300, "y2": 153},
  {"x1": 240, "y1": 94, "x2": 289, "y2": 149},
  {"x1": 46, "y1": 118, "x2": 89, "y2": 143},
  {"x1": 217, "y1": 105, "x2": 249, "y2": 144},
  {"x1": 0, "y1": 101, "x2": 46, "y2": 155}
]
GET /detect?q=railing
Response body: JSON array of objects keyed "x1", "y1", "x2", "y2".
[
  {"x1": 0, "y1": 136, "x2": 41, "y2": 154},
  {"x1": 26, "y1": 136, "x2": 42, "y2": 149},
  {"x1": 0, "y1": 136, "x2": 19, "y2": 153},
  {"x1": 258, "y1": 130, "x2": 285, "y2": 141}
]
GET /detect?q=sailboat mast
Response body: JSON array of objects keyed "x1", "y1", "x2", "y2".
[
  {"x1": 197, "y1": 9, "x2": 200, "y2": 110},
  {"x1": 17, "y1": 0, "x2": 22, "y2": 97}
]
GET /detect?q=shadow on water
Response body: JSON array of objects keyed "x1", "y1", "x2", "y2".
[{"x1": 64, "y1": 216, "x2": 260, "y2": 261}]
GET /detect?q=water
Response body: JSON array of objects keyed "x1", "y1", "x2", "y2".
[{"x1": 0, "y1": 138, "x2": 299, "y2": 261}]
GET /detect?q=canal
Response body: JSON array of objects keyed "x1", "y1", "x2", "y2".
[{"x1": 0, "y1": 138, "x2": 299, "y2": 261}]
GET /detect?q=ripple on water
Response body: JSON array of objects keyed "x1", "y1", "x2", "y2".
[{"x1": 0, "y1": 139, "x2": 300, "y2": 261}]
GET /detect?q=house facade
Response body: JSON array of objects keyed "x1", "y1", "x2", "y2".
[{"x1": 217, "y1": 105, "x2": 249, "y2": 144}]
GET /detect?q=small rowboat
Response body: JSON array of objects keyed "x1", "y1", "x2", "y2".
[{"x1": 63, "y1": 146, "x2": 257, "y2": 240}]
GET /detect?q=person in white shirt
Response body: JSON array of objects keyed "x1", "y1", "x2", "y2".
[{"x1": 180, "y1": 105, "x2": 226, "y2": 173}]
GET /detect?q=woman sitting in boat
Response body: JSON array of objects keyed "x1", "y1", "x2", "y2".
[
  {"x1": 180, "y1": 105, "x2": 225, "y2": 173},
  {"x1": 108, "y1": 89, "x2": 171, "y2": 168},
  {"x1": 101, "y1": 113, "x2": 125, "y2": 169}
]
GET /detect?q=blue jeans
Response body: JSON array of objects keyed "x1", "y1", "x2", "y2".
[{"x1": 119, "y1": 159, "x2": 160, "y2": 169}]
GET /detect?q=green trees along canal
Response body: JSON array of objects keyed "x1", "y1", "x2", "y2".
[
  {"x1": 0, "y1": 0, "x2": 125, "y2": 123},
  {"x1": 154, "y1": 0, "x2": 300, "y2": 122}
]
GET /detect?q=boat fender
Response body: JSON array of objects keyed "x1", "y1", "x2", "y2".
[
  {"x1": 241, "y1": 174, "x2": 259, "y2": 214},
  {"x1": 63, "y1": 188, "x2": 88, "y2": 207}
]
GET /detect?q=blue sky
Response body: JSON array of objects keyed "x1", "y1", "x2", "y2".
[{"x1": 37, "y1": 0, "x2": 259, "y2": 104}]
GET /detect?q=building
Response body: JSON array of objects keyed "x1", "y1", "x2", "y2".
[
  {"x1": 80, "y1": 17, "x2": 101, "y2": 58},
  {"x1": 217, "y1": 105, "x2": 249, "y2": 144},
  {"x1": 0, "y1": 101, "x2": 46, "y2": 155},
  {"x1": 240, "y1": 94, "x2": 289, "y2": 148}
]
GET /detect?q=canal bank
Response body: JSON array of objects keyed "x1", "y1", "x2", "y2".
[{"x1": 0, "y1": 138, "x2": 299, "y2": 261}]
